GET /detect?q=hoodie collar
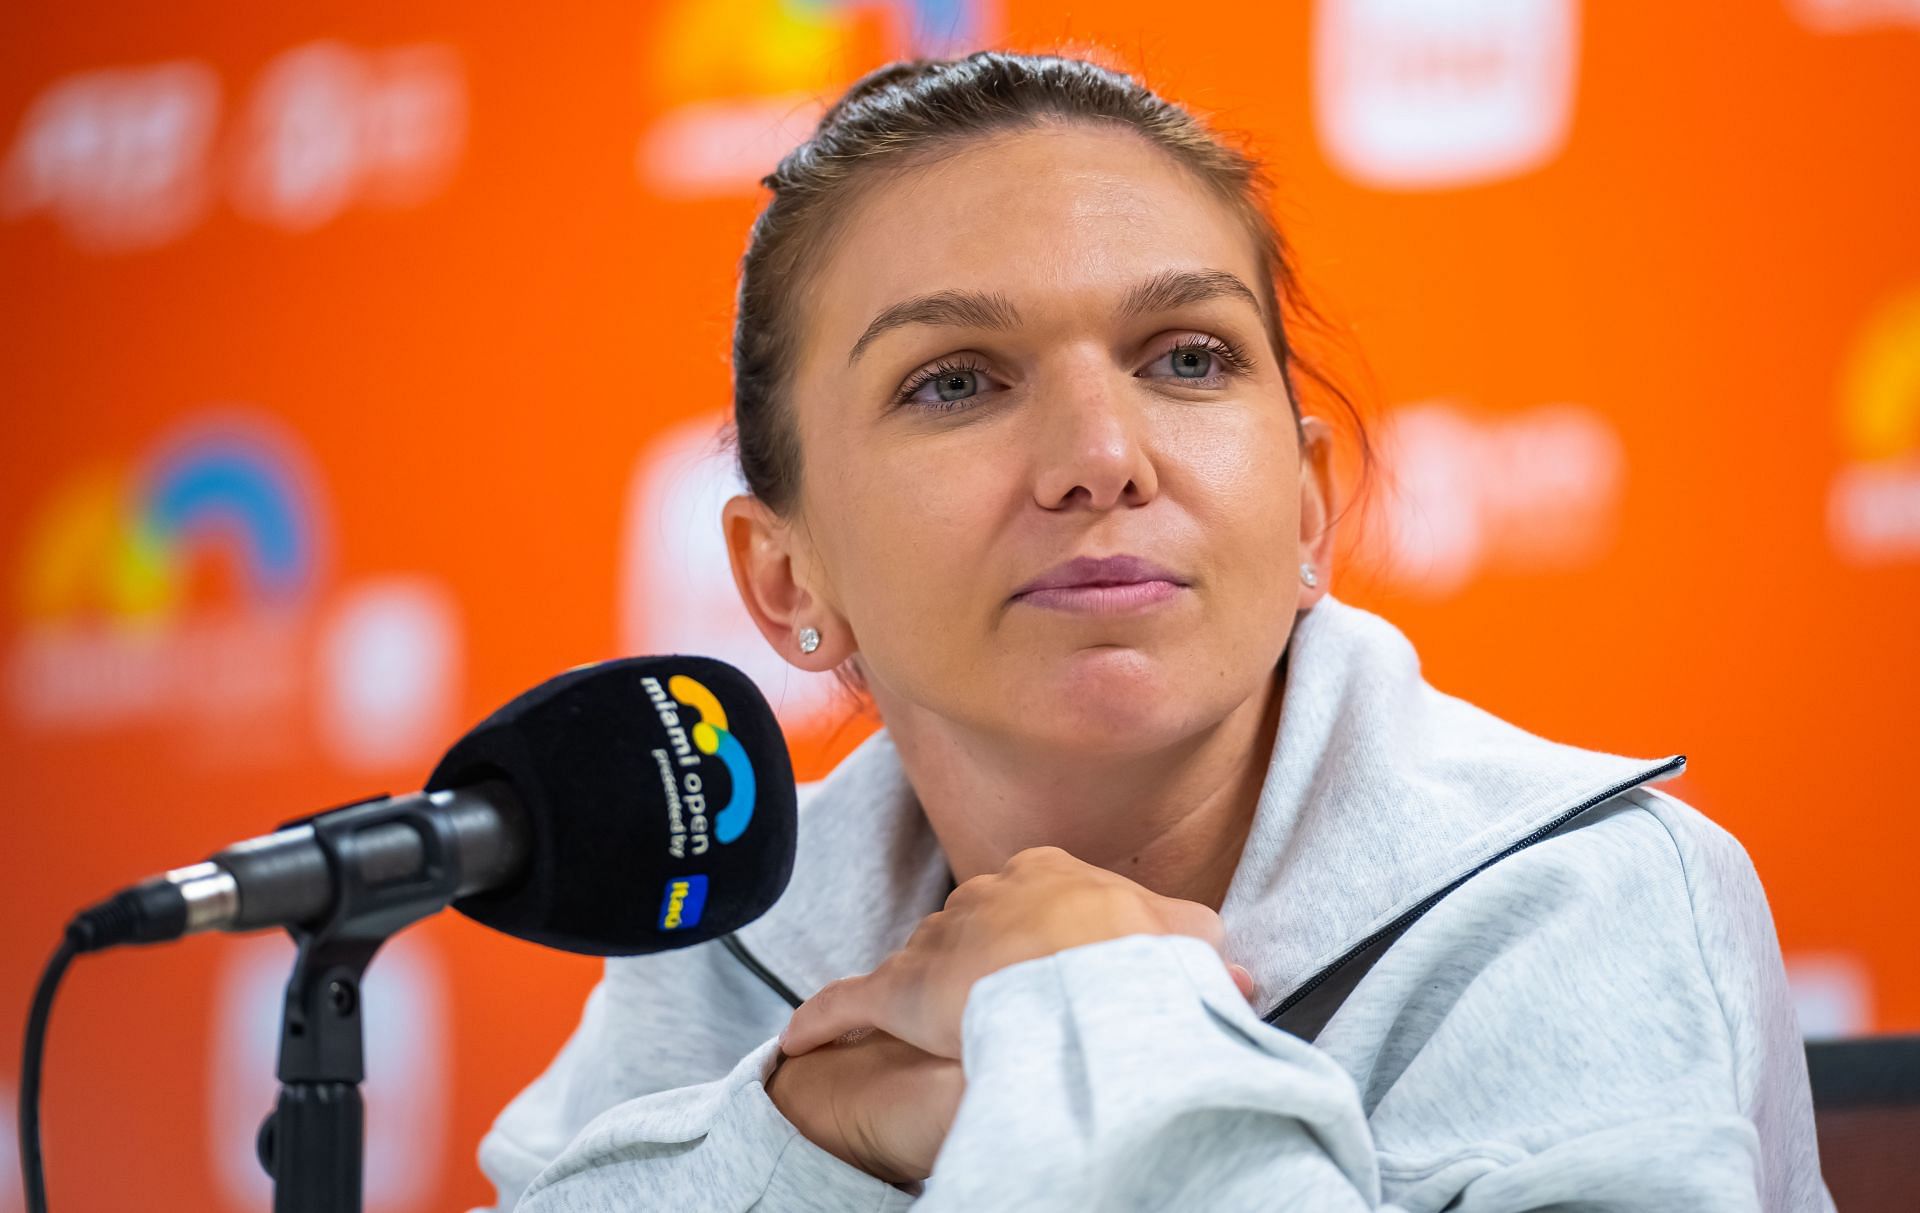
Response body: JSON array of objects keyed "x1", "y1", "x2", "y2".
[{"x1": 731, "y1": 597, "x2": 1683, "y2": 1008}]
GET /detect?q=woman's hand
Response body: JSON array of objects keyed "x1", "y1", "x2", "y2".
[
  {"x1": 780, "y1": 845, "x2": 1254, "y2": 1060},
  {"x1": 765, "y1": 1028, "x2": 963, "y2": 1185}
]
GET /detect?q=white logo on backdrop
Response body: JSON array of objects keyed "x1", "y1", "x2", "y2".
[
  {"x1": 232, "y1": 42, "x2": 465, "y2": 232},
  {"x1": 622, "y1": 416, "x2": 840, "y2": 726},
  {"x1": 316, "y1": 577, "x2": 462, "y2": 771},
  {"x1": 1313, "y1": 0, "x2": 1581, "y2": 189},
  {"x1": 0, "y1": 61, "x2": 221, "y2": 252},
  {"x1": 1377, "y1": 401, "x2": 1624, "y2": 593},
  {"x1": 1785, "y1": 952, "x2": 1873, "y2": 1039},
  {"x1": 1788, "y1": 0, "x2": 1920, "y2": 31},
  {"x1": 208, "y1": 932, "x2": 449, "y2": 1212},
  {"x1": 1, "y1": 42, "x2": 464, "y2": 251},
  {"x1": 639, "y1": 97, "x2": 825, "y2": 199},
  {"x1": 1830, "y1": 463, "x2": 1920, "y2": 559}
]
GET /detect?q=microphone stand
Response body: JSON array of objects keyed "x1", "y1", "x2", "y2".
[{"x1": 253, "y1": 795, "x2": 471, "y2": 1213}]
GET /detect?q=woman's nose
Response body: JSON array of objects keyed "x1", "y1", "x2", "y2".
[{"x1": 1030, "y1": 370, "x2": 1160, "y2": 512}]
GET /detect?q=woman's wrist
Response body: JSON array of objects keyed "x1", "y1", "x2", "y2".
[
  {"x1": 764, "y1": 1034, "x2": 948, "y2": 1185},
  {"x1": 765, "y1": 1044, "x2": 888, "y2": 1181}
]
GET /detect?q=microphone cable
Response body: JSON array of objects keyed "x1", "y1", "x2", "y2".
[
  {"x1": 19, "y1": 930, "x2": 78, "y2": 1213},
  {"x1": 19, "y1": 892, "x2": 151, "y2": 1213}
]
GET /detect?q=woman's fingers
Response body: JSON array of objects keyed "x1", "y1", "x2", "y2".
[
  {"x1": 781, "y1": 973, "x2": 884, "y2": 1057},
  {"x1": 1158, "y1": 897, "x2": 1228, "y2": 949}
]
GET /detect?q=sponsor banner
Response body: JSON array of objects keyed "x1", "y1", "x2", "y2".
[{"x1": 3, "y1": 5, "x2": 1918, "y2": 1209}]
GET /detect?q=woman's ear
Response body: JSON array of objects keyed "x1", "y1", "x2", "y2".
[
  {"x1": 721, "y1": 493, "x2": 850, "y2": 670},
  {"x1": 1296, "y1": 415, "x2": 1336, "y2": 607}
]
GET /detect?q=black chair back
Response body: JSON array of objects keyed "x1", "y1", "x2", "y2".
[{"x1": 1806, "y1": 1034, "x2": 1920, "y2": 1210}]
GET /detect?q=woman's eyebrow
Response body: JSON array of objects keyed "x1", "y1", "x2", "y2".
[
  {"x1": 848, "y1": 290, "x2": 1020, "y2": 365},
  {"x1": 1119, "y1": 269, "x2": 1264, "y2": 326},
  {"x1": 846, "y1": 270, "x2": 1262, "y2": 367}
]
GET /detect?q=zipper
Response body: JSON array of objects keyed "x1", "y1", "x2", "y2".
[
  {"x1": 1261, "y1": 754, "x2": 1686, "y2": 1025},
  {"x1": 721, "y1": 755, "x2": 1686, "y2": 1023}
]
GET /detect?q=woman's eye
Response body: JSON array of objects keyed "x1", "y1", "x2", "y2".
[
  {"x1": 929, "y1": 369, "x2": 980, "y2": 401},
  {"x1": 1142, "y1": 337, "x2": 1248, "y2": 384},
  {"x1": 900, "y1": 363, "x2": 990, "y2": 409},
  {"x1": 1168, "y1": 348, "x2": 1214, "y2": 379}
]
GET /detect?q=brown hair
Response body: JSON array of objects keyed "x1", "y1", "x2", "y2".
[{"x1": 730, "y1": 49, "x2": 1367, "y2": 517}]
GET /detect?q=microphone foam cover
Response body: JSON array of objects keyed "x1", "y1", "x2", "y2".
[{"x1": 428, "y1": 656, "x2": 797, "y2": 956}]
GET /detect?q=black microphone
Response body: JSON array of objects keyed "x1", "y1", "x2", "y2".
[{"x1": 63, "y1": 654, "x2": 799, "y2": 957}]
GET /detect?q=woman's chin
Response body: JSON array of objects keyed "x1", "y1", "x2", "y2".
[{"x1": 1004, "y1": 647, "x2": 1211, "y2": 753}]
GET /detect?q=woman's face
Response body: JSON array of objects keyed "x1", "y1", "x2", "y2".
[{"x1": 730, "y1": 122, "x2": 1331, "y2": 756}]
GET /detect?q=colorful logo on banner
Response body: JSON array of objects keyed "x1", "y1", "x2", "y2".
[
  {"x1": 8, "y1": 416, "x2": 322, "y2": 739},
  {"x1": 1313, "y1": 0, "x2": 1581, "y2": 189},
  {"x1": 1376, "y1": 401, "x2": 1625, "y2": 594},
  {"x1": 1, "y1": 41, "x2": 465, "y2": 252},
  {"x1": 637, "y1": 0, "x2": 998, "y2": 195},
  {"x1": 20, "y1": 424, "x2": 316, "y2": 626},
  {"x1": 6, "y1": 413, "x2": 460, "y2": 771},
  {"x1": 1827, "y1": 286, "x2": 1920, "y2": 563}
]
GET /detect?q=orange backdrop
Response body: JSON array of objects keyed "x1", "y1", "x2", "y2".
[{"x1": 4, "y1": 2, "x2": 1918, "y2": 1209}]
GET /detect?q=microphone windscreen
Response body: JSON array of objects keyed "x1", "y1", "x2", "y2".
[{"x1": 427, "y1": 656, "x2": 797, "y2": 956}]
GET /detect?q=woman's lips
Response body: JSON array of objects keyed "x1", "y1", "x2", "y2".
[
  {"x1": 1010, "y1": 554, "x2": 1189, "y2": 615},
  {"x1": 1012, "y1": 580, "x2": 1185, "y2": 613}
]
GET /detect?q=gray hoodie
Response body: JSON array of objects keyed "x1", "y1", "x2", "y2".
[{"x1": 474, "y1": 597, "x2": 1833, "y2": 1211}]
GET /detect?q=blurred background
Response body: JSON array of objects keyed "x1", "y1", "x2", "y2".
[{"x1": 4, "y1": 1, "x2": 1917, "y2": 1209}]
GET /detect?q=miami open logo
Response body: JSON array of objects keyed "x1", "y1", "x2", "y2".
[
  {"x1": 643, "y1": 672, "x2": 758, "y2": 930},
  {"x1": 667, "y1": 674, "x2": 758, "y2": 844},
  {"x1": 9, "y1": 416, "x2": 322, "y2": 731},
  {"x1": 5, "y1": 411, "x2": 460, "y2": 771}
]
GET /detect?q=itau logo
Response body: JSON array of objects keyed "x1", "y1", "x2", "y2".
[
  {"x1": 636, "y1": 0, "x2": 998, "y2": 197},
  {"x1": 1375, "y1": 401, "x2": 1624, "y2": 594},
  {"x1": 1827, "y1": 287, "x2": 1920, "y2": 563},
  {"x1": 1313, "y1": 0, "x2": 1580, "y2": 189}
]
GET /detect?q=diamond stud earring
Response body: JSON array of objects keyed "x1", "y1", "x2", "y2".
[
  {"x1": 797, "y1": 626, "x2": 821, "y2": 654},
  {"x1": 1300, "y1": 564, "x2": 1318, "y2": 588}
]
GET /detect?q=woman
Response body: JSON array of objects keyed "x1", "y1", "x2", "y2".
[{"x1": 477, "y1": 52, "x2": 1829, "y2": 1211}]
